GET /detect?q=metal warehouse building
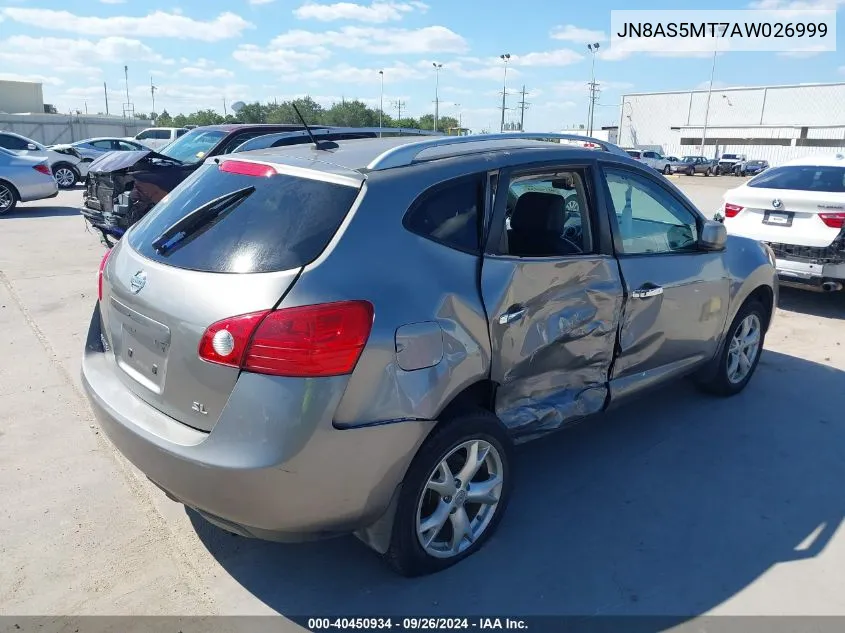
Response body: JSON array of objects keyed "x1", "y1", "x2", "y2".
[{"x1": 617, "y1": 82, "x2": 845, "y2": 166}]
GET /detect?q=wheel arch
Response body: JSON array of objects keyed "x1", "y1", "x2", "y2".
[{"x1": 0, "y1": 178, "x2": 20, "y2": 201}]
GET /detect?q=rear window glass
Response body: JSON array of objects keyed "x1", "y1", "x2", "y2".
[
  {"x1": 747, "y1": 165, "x2": 845, "y2": 193},
  {"x1": 128, "y1": 163, "x2": 361, "y2": 273}
]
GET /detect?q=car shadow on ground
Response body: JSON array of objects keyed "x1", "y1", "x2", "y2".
[
  {"x1": 3, "y1": 205, "x2": 80, "y2": 218},
  {"x1": 778, "y1": 286, "x2": 845, "y2": 320},
  {"x1": 189, "y1": 350, "x2": 844, "y2": 619}
]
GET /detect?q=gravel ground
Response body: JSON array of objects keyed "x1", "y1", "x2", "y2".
[{"x1": 1, "y1": 181, "x2": 843, "y2": 626}]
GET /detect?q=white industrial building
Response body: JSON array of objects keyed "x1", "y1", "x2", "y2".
[{"x1": 617, "y1": 82, "x2": 845, "y2": 166}]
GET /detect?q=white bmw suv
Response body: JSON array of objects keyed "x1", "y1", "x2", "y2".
[{"x1": 719, "y1": 154, "x2": 845, "y2": 292}]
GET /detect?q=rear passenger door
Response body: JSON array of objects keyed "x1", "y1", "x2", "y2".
[
  {"x1": 480, "y1": 162, "x2": 624, "y2": 438},
  {"x1": 599, "y1": 164, "x2": 729, "y2": 402}
]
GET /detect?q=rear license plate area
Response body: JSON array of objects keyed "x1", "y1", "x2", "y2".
[
  {"x1": 110, "y1": 298, "x2": 170, "y2": 393},
  {"x1": 763, "y1": 211, "x2": 793, "y2": 227}
]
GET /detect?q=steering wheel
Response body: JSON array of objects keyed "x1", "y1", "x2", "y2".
[{"x1": 558, "y1": 234, "x2": 583, "y2": 254}]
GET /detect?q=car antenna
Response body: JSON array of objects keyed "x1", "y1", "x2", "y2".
[{"x1": 291, "y1": 103, "x2": 338, "y2": 151}]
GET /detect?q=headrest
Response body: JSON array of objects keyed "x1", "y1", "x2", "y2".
[{"x1": 510, "y1": 192, "x2": 564, "y2": 232}]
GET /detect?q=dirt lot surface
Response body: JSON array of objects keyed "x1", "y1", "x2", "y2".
[{"x1": 1, "y1": 178, "x2": 844, "y2": 626}]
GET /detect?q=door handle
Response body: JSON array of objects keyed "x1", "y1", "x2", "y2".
[
  {"x1": 631, "y1": 285, "x2": 664, "y2": 299},
  {"x1": 498, "y1": 306, "x2": 527, "y2": 325}
]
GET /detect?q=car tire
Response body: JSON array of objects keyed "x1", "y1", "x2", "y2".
[
  {"x1": 687, "y1": 167, "x2": 695, "y2": 176},
  {"x1": 52, "y1": 163, "x2": 79, "y2": 189},
  {"x1": 705, "y1": 168, "x2": 712, "y2": 177},
  {"x1": 0, "y1": 180, "x2": 18, "y2": 215},
  {"x1": 696, "y1": 299, "x2": 766, "y2": 397},
  {"x1": 663, "y1": 164, "x2": 672, "y2": 175},
  {"x1": 384, "y1": 410, "x2": 514, "y2": 577}
]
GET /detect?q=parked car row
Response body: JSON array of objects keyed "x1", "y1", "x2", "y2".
[
  {"x1": 81, "y1": 131, "x2": 777, "y2": 577},
  {"x1": 80, "y1": 124, "x2": 441, "y2": 245},
  {"x1": 0, "y1": 130, "x2": 90, "y2": 189},
  {"x1": 622, "y1": 147, "x2": 771, "y2": 179}
]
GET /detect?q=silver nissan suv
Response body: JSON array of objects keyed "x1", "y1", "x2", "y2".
[{"x1": 82, "y1": 133, "x2": 777, "y2": 576}]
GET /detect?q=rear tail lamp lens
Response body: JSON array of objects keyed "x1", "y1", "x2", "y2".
[
  {"x1": 198, "y1": 301, "x2": 375, "y2": 377},
  {"x1": 819, "y1": 213, "x2": 845, "y2": 229},
  {"x1": 97, "y1": 248, "x2": 112, "y2": 302},
  {"x1": 33, "y1": 164, "x2": 51, "y2": 176},
  {"x1": 724, "y1": 203, "x2": 744, "y2": 218}
]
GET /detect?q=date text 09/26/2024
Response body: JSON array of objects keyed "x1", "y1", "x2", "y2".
[{"x1": 306, "y1": 618, "x2": 528, "y2": 631}]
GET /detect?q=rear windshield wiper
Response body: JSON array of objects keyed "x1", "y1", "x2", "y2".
[{"x1": 151, "y1": 186, "x2": 255, "y2": 255}]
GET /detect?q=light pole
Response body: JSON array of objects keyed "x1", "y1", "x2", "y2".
[
  {"x1": 378, "y1": 70, "x2": 384, "y2": 136},
  {"x1": 432, "y1": 63, "x2": 443, "y2": 132},
  {"x1": 454, "y1": 103, "x2": 462, "y2": 134},
  {"x1": 701, "y1": 36, "x2": 720, "y2": 158},
  {"x1": 499, "y1": 53, "x2": 510, "y2": 133},
  {"x1": 587, "y1": 43, "x2": 600, "y2": 136}
]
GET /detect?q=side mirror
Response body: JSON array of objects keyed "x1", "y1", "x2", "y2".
[
  {"x1": 26, "y1": 143, "x2": 38, "y2": 151},
  {"x1": 699, "y1": 220, "x2": 727, "y2": 251}
]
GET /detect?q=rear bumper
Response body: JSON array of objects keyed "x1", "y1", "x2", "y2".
[
  {"x1": 18, "y1": 179, "x2": 59, "y2": 203},
  {"x1": 81, "y1": 304, "x2": 433, "y2": 540}
]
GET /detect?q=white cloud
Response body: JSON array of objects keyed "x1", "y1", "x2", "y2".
[
  {"x1": 0, "y1": 73, "x2": 64, "y2": 86},
  {"x1": 294, "y1": 1, "x2": 428, "y2": 23},
  {"x1": 0, "y1": 8, "x2": 253, "y2": 41},
  {"x1": 550, "y1": 24, "x2": 607, "y2": 43},
  {"x1": 180, "y1": 66, "x2": 235, "y2": 78},
  {"x1": 250, "y1": 0, "x2": 276, "y2": 4},
  {"x1": 748, "y1": 0, "x2": 845, "y2": 7},
  {"x1": 840, "y1": 66, "x2": 845, "y2": 74},
  {"x1": 510, "y1": 49, "x2": 583, "y2": 67},
  {"x1": 295, "y1": 62, "x2": 423, "y2": 84},
  {"x1": 417, "y1": 58, "x2": 520, "y2": 82},
  {"x1": 261, "y1": 25, "x2": 466, "y2": 55},
  {"x1": 233, "y1": 45, "x2": 331, "y2": 71},
  {"x1": 0, "y1": 35, "x2": 171, "y2": 72},
  {"x1": 99, "y1": 0, "x2": 126, "y2": 4}
]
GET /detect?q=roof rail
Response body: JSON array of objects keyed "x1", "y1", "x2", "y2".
[
  {"x1": 233, "y1": 127, "x2": 443, "y2": 154},
  {"x1": 366, "y1": 132, "x2": 629, "y2": 171}
]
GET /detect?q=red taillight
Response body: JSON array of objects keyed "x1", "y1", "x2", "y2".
[
  {"x1": 97, "y1": 249, "x2": 112, "y2": 302},
  {"x1": 199, "y1": 301, "x2": 375, "y2": 377},
  {"x1": 724, "y1": 203, "x2": 744, "y2": 218},
  {"x1": 819, "y1": 212, "x2": 845, "y2": 229},
  {"x1": 198, "y1": 311, "x2": 269, "y2": 368},
  {"x1": 219, "y1": 160, "x2": 277, "y2": 178},
  {"x1": 33, "y1": 163, "x2": 51, "y2": 176}
]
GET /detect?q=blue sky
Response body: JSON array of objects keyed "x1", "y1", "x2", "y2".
[{"x1": 0, "y1": 0, "x2": 843, "y2": 132}]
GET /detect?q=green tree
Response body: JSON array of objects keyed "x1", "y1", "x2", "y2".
[
  {"x1": 324, "y1": 100, "x2": 378, "y2": 127},
  {"x1": 188, "y1": 109, "x2": 225, "y2": 126},
  {"x1": 156, "y1": 110, "x2": 173, "y2": 126},
  {"x1": 237, "y1": 102, "x2": 268, "y2": 123},
  {"x1": 172, "y1": 114, "x2": 188, "y2": 127}
]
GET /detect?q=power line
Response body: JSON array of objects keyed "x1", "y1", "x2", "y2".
[
  {"x1": 518, "y1": 85, "x2": 531, "y2": 132},
  {"x1": 392, "y1": 99, "x2": 406, "y2": 121}
]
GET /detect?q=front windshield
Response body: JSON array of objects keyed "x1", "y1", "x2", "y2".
[
  {"x1": 160, "y1": 129, "x2": 227, "y2": 164},
  {"x1": 682, "y1": 156, "x2": 697, "y2": 163},
  {"x1": 722, "y1": 154, "x2": 739, "y2": 160}
]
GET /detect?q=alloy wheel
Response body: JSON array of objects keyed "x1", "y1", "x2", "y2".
[
  {"x1": 727, "y1": 314, "x2": 761, "y2": 384},
  {"x1": 0, "y1": 184, "x2": 13, "y2": 213},
  {"x1": 54, "y1": 167, "x2": 76, "y2": 188},
  {"x1": 416, "y1": 439, "x2": 504, "y2": 559}
]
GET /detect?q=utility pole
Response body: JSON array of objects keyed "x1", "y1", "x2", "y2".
[
  {"x1": 150, "y1": 76, "x2": 157, "y2": 118},
  {"x1": 84, "y1": 101, "x2": 88, "y2": 115},
  {"x1": 378, "y1": 70, "x2": 384, "y2": 136},
  {"x1": 393, "y1": 99, "x2": 405, "y2": 123},
  {"x1": 432, "y1": 63, "x2": 443, "y2": 132},
  {"x1": 518, "y1": 85, "x2": 530, "y2": 132},
  {"x1": 103, "y1": 82, "x2": 109, "y2": 116},
  {"x1": 124, "y1": 65, "x2": 130, "y2": 118},
  {"x1": 499, "y1": 53, "x2": 511, "y2": 133},
  {"x1": 587, "y1": 43, "x2": 600, "y2": 136},
  {"x1": 223, "y1": 97, "x2": 227, "y2": 117}
]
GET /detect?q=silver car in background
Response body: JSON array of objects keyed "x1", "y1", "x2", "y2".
[
  {"x1": 0, "y1": 147, "x2": 58, "y2": 214},
  {"x1": 82, "y1": 133, "x2": 777, "y2": 577},
  {"x1": 66, "y1": 137, "x2": 149, "y2": 161}
]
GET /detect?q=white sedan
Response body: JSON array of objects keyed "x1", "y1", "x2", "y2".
[{"x1": 719, "y1": 154, "x2": 845, "y2": 292}]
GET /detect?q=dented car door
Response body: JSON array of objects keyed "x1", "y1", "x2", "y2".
[
  {"x1": 599, "y1": 165, "x2": 730, "y2": 402},
  {"x1": 481, "y1": 163, "x2": 624, "y2": 439}
]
